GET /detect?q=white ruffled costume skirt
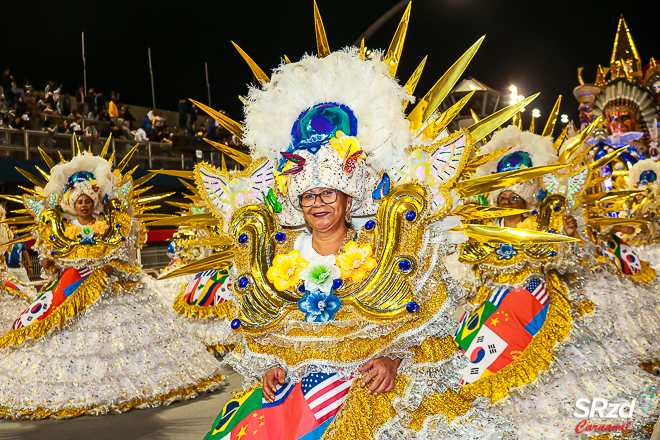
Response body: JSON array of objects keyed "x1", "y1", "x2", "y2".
[
  {"x1": 0, "y1": 290, "x2": 30, "y2": 334},
  {"x1": 491, "y1": 262, "x2": 660, "y2": 439},
  {"x1": 0, "y1": 274, "x2": 226, "y2": 419}
]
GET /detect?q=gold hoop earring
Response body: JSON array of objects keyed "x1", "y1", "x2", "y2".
[{"x1": 345, "y1": 212, "x2": 352, "y2": 223}]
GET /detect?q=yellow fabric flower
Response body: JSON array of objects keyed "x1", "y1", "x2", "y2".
[
  {"x1": 64, "y1": 224, "x2": 81, "y2": 240},
  {"x1": 92, "y1": 220, "x2": 109, "y2": 235},
  {"x1": 329, "y1": 131, "x2": 363, "y2": 159},
  {"x1": 337, "y1": 241, "x2": 377, "y2": 282},
  {"x1": 267, "y1": 250, "x2": 309, "y2": 291}
]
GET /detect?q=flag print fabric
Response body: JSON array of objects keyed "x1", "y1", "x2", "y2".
[
  {"x1": 183, "y1": 269, "x2": 233, "y2": 307},
  {"x1": 600, "y1": 233, "x2": 641, "y2": 275},
  {"x1": 12, "y1": 267, "x2": 92, "y2": 330},
  {"x1": 454, "y1": 276, "x2": 549, "y2": 384},
  {"x1": 204, "y1": 372, "x2": 354, "y2": 440}
]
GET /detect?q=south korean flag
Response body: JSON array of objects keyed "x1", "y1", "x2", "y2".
[
  {"x1": 12, "y1": 290, "x2": 54, "y2": 330},
  {"x1": 458, "y1": 326, "x2": 508, "y2": 385}
]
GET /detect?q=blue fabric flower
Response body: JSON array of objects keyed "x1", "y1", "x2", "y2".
[
  {"x1": 536, "y1": 189, "x2": 547, "y2": 202},
  {"x1": 297, "y1": 289, "x2": 342, "y2": 323},
  {"x1": 495, "y1": 243, "x2": 518, "y2": 260}
]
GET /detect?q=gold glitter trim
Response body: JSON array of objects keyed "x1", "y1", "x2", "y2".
[
  {"x1": 0, "y1": 373, "x2": 225, "y2": 420},
  {"x1": 172, "y1": 286, "x2": 233, "y2": 319},
  {"x1": 463, "y1": 271, "x2": 573, "y2": 402}
]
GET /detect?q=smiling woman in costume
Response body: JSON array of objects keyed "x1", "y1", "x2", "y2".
[
  {"x1": 166, "y1": 3, "x2": 582, "y2": 439},
  {"x1": 0, "y1": 149, "x2": 225, "y2": 419}
]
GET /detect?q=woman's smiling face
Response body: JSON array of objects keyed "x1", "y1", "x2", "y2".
[
  {"x1": 74, "y1": 194, "x2": 94, "y2": 221},
  {"x1": 300, "y1": 188, "x2": 352, "y2": 233}
]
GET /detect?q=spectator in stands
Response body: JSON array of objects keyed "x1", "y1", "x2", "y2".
[
  {"x1": 86, "y1": 88, "x2": 96, "y2": 112},
  {"x1": 189, "y1": 103, "x2": 198, "y2": 125},
  {"x1": 10, "y1": 115, "x2": 24, "y2": 130},
  {"x1": 76, "y1": 87, "x2": 85, "y2": 113},
  {"x1": 206, "y1": 118, "x2": 217, "y2": 141},
  {"x1": 4, "y1": 226, "x2": 32, "y2": 282},
  {"x1": 134, "y1": 124, "x2": 148, "y2": 142},
  {"x1": 178, "y1": 99, "x2": 187, "y2": 128},
  {"x1": 109, "y1": 97, "x2": 119, "y2": 124},
  {"x1": 61, "y1": 91, "x2": 72, "y2": 117},
  {"x1": 42, "y1": 119, "x2": 55, "y2": 135},
  {"x1": 57, "y1": 120, "x2": 70, "y2": 134},
  {"x1": 0, "y1": 95, "x2": 7, "y2": 114},
  {"x1": 85, "y1": 121, "x2": 98, "y2": 137},
  {"x1": 122, "y1": 106, "x2": 136, "y2": 129},
  {"x1": 142, "y1": 115, "x2": 153, "y2": 133},
  {"x1": 95, "y1": 91, "x2": 105, "y2": 112},
  {"x1": 116, "y1": 118, "x2": 133, "y2": 139},
  {"x1": 147, "y1": 107, "x2": 157, "y2": 120},
  {"x1": 70, "y1": 115, "x2": 83, "y2": 136},
  {"x1": 1, "y1": 68, "x2": 15, "y2": 105},
  {"x1": 0, "y1": 117, "x2": 10, "y2": 129},
  {"x1": 23, "y1": 79, "x2": 34, "y2": 100}
]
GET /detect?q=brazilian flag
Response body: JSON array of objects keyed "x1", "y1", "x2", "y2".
[
  {"x1": 454, "y1": 301, "x2": 497, "y2": 351},
  {"x1": 204, "y1": 388, "x2": 263, "y2": 439}
]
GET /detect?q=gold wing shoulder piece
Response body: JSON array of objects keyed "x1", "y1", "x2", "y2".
[
  {"x1": 195, "y1": 159, "x2": 276, "y2": 230},
  {"x1": 541, "y1": 166, "x2": 590, "y2": 210},
  {"x1": 229, "y1": 183, "x2": 438, "y2": 333}
]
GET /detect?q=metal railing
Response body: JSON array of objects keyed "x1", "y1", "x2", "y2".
[{"x1": 0, "y1": 127, "x2": 233, "y2": 170}]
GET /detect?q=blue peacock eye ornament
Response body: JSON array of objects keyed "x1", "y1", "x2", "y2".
[{"x1": 496, "y1": 151, "x2": 533, "y2": 173}]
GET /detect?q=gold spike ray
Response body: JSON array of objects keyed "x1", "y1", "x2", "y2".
[
  {"x1": 451, "y1": 205, "x2": 530, "y2": 221},
  {"x1": 553, "y1": 125, "x2": 569, "y2": 151},
  {"x1": 464, "y1": 224, "x2": 578, "y2": 244},
  {"x1": 456, "y1": 163, "x2": 568, "y2": 198},
  {"x1": 581, "y1": 189, "x2": 644, "y2": 204},
  {"x1": 10, "y1": 209, "x2": 30, "y2": 215},
  {"x1": 146, "y1": 213, "x2": 217, "y2": 226},
  {"x1": 124, "y1": 164, "x2": 140, "y2": 179},
  {"x1": 529, "y1": 115, "x2": 535, "y2": 134},
  {"x1": 557, "y1": 115, "x2": 603, "y2": 164},
  {"x1": 16, "y1": 168, "x2": 47, "y2": 188},
  {"x1": 0, "y1": 195, "x2": 23, "y2": 204},
  {"x1": 467, "y1": 94, "x2": 539, "y2": 141},
  {"x1": 420, "y1": 90, "x2": 476, "y2": 140},
  {"x1": 108, "y1": 150, "x2": 115, "y2": 165},
  {"x1": 407, "y1": 36, "x2": 484, "y2": 131},
  {"x1": 402, "y1": 56, "x2": 427, "y2": 111},
  {"x1": 58, "y1": 151, "x2": 67, "y2": 163},
  {"x1": 34, "y1": 166, "x2": 50, "y2": 182},
  {"x1": 190, "y1": 99, "x2": 244, "y2": 139},
  {"x1": 178, "y1": 178, "x2": 199, "y2": 195},
  {"x1": 231, "y1": 41, "x2": 270, "y2": 85},
  {"x1": 359, "y1": 39, "x2": 366, "y2": 61},
  {"x1": 313, "y1": 0, "x2": 330, "y2": 57},
  {"x1": 158, "y1": 249, "x2": 236, "y2": 280},
  {"x1": 0, "y1": 216, "x2": 35, "y2": 225},
  {"x1": 133, "y1": 172, "x2": 156, "y2": 188},
  {"x1": 165, "y1": 201, "x2": 194, "y2": 210},
  {"x1": 100, "y1": 134, "x2": 112, "y2": 159},
  {"x1": 149, "y1": 169, "x2": 195, "y2": 179},
  {"x1": 18, "y1": 186, "x2": 43, "y2": 196},
  {"x1": 384, "y1": 2, "x2": 411, "y2": 78},
  {"x1": 133, "y1": 186, "x2": 154, "y2": 197},
  {"x1": 136, "y1": 192, "x2": 176, "y2": 204},
  {"x1": 0, "y1": 233, "x2": 33, "y2": 248},
  {"x1": 587, "y1": 217, "x2": 647, "y2": 229},
  {"x1": 541, "y1": 95, "x2": 562, "y2": 137},
  {"x1": 38, "y1": 147, "x2": 56, "y2": 169},
  {"x1": 284, "y1": 54, "x2": 291, "y2": 64},
  {"x1": 73, "y1": 136, "x2": 81, "y2": 156},
  {"x1": 204, "y1": 139, "x2": 251, "y2": 166},
  {"x1": 462, "y1": 147, "x2": 513, "y2": 177},
  {"x1": 113, "y1": 144, "x2": 139, "y2": 176},
  {"x1": 588, "y1": 145, "x2": 625, "y2": 170},
  {"x1": 188, "y1": 236, "x2": 233, "y2": 247},
  {"x1": 221, "y1": 153, "x2": 227, "y2": 172}
]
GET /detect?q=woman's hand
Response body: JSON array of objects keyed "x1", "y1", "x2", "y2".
[
  {"x1": 358, "y1": 357, "x2": 401, "y2": 395},
  {"x1": 563, "y1": 214, "x2": 578, "y2": 237},
  {"x1": 102, "y1": 265, "x2": 114, "y2": 276},
  {"x1": 40, "y1": 258, "x2": 54, "y2": 269},
  {"x1": 262, "y1": 367, "x2": 286, "y2": 404}
]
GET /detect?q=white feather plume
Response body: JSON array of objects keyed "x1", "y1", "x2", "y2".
[{"x1": 43, "y1": 152, "x2": 117, "y2": 200}]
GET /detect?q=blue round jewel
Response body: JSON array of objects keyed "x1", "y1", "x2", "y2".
[
  {"x1": 553, "y1": 205, "x2": 561, "y2": 212},
  {"x1": 121, "y1": 237, "x2": 126, "y2": 242},
  {"x1": 548, "y1": 229, "x2": 556, "y2": 234},
  {"x1": 332, "y1": 279, "x2": 343, "y2": 290},
  {"x1": 406, "y1": 302, "x2": 419, "y2": 313},
  {"x1": 238, "y1": 233, "x2": 248, "y2": 244},
  {"x1": 275, "y1": 232, "x2": 286, "y2": 242},
  {"x1": 549, "y1": 250, "x2": 557, "y2": 257},
  {"x1": 364, "y1": 220, "x2": 376, "y2": 231},
  {"x1": 116, "y1": 207, "x2": 120, "y2": 212},
  {"x1": 238, "y1": 277, "x2": 249, "y2": 289},
  {"x1": 46, "y1": 220, "x2": 51, "y2": 224},
  {"x1": 298, "y1": 282, "x2": 306, "y2": 293},
  {"x1": 231, "y1": 319, "x2": 242, "y2": 330},
  {"x1": 50, "y1": 250, "x2": 55, "y2": 255},
  {"x1": 398, "y1": 259, "x2": 412, "y2": 272},
  {"x1": 531, "y1": 209, "x2": 538, "y2": 215},
  {"x1": 405, "y1": 210, "x2": 417, "y2": 222},
  {"x1": 115, "y1": 223, "x2": 121, "y2": 229},
  {"x1": 50, "y1": 235, "x2": 56, "y2": 241}
]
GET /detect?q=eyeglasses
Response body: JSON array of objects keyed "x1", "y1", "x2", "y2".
[
  {"x1": 498, "y1": 195, "x2": 521, "y2": 204},
  {"x1": 299, "y1": 189, "x2": 338, "y2": 207}
]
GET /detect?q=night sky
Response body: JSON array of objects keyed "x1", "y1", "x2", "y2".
[{"x1": 3, "y1": 1, "x2": 655, "y2": 127}]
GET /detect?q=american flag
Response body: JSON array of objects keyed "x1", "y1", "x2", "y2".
[
  {"x1": 78, "y1": 267, "x2": 93, "y2": 278},
  {"x1": 300, "y1": 372, "x2": 354, "y2": 423},
  {"x1": 525, "y1": 277, "x2": 547, "y2": 305}
]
